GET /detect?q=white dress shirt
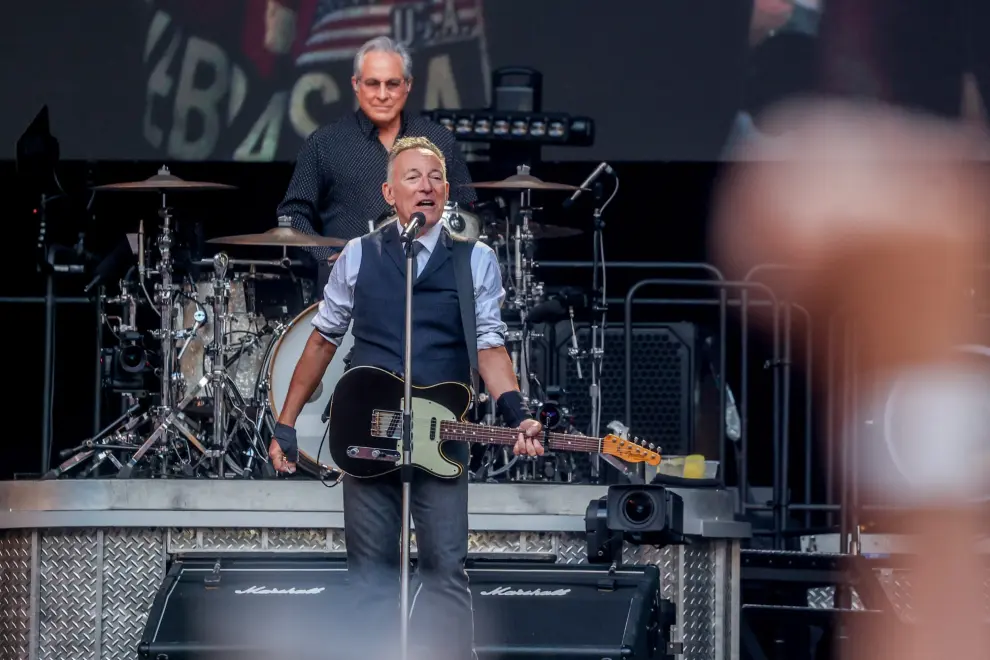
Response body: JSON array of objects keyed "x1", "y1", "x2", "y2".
[{"x1": 312, "y1": 219, "x2": 507, "y2": 350}]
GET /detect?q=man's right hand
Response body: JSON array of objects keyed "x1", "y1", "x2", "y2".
[
  {"x1": 327, "y1": 252, "x2": 341, "y2": 266},
  {"x1": 269, "y1": 437, "x2": 296, "y2": 474}
]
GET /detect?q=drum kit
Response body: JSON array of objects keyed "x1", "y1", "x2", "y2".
[{"x1": 49, "y1": 164, "x2": 603, "y2": 483}]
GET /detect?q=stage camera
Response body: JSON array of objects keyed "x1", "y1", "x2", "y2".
[
  {"x1": 101, "y1": 331, "x2": 153, "y2": 394},
  {"x1": 605, "y1": 485, "x2": 685, "y2": 546},
  {"x1": 585, "y1": 497, "x2": 623, "y2": 564}
]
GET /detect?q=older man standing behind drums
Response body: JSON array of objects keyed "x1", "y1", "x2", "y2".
[{"x1": 276, "y1": 35, "x2": 476, "y2": 289}]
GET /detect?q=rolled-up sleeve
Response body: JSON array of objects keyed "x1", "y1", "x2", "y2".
[
  {"x1": 472, "y1": 244, "x2": 506, "y2": 350},
  {"x1": 311, "y1": 238, "x2": 361, "y2": 345}
]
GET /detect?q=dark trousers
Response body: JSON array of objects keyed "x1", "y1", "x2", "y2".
[{"x1": 340, "y1": 461, "x2": 474, "y2": 660}]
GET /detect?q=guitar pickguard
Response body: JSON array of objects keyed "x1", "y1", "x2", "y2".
[{"x1": 369, "y1": 397, "x2": 461, "y2": 478}]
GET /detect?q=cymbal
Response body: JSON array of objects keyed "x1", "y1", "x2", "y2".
[
  {"x1": 527, "y1": 222, "x2": 582, "y2": 239},
  {"x1": 464, "y1": 173, "x2": 581, "y2": 192},
  {"x1": 92, "y1": 170, "x2": 236, "y2": 192},
  {"x1": 207, "y1": 227, "x2": 346, "y2": 248}
]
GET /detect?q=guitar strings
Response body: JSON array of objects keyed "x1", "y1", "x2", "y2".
[{"x1": 366, "y1": 411, "x2": 657, "y2": 456}]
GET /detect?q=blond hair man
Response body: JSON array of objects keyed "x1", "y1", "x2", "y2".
[{"x1": 270, "y1": 136, "x2": 542, "y2": 660}]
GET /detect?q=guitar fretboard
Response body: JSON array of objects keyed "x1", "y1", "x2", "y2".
[{"x1": 439, "y1": 421, "x2": 603, "y2": 453}]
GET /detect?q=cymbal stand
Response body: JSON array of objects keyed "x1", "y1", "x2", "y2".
[
  {"x1": 202, "y1": 251, "x2": 250, "y2": 477},
  {"x1": 118, "y1": 202, "x2": 208, "y2": 478}
]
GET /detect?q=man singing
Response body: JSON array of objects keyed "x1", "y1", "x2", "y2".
[
  {"x1": 276, "y1": 35, "x2": 476, "y2": 287},
  {"x1": 268, "y1": 136, "x2": 542, "y2": 660}
]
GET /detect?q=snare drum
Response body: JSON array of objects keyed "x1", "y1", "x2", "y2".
[{"x1": 261, "y1": 302, "x2": 355, "y2": 466}]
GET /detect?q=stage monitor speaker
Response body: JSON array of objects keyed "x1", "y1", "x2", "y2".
[
  {"x1": 138, "y1": 556, "x2": 667, "y2": 659},
  {"x1": 554, "y1": 322, "x2": 696, "y2": 456}
]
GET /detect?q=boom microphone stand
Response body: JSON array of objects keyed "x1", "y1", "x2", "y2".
[{"x1": 398, "y1": 211, "x2": 426, "y2": 660}]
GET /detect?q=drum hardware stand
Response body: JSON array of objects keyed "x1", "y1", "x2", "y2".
[
  {"x1": 42, "y1": 404, "x2": 146, "y2": 479},
  {"x1": 118, "y1": 203, "x2": 214, "y2": 477},
  {"x1": 504, "y1": 169, "x2": 545, "y2": 410}
]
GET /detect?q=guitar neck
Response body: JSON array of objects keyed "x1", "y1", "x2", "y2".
[{"x1": 439, "y1": 421, "x2": 602, "y2": 454}]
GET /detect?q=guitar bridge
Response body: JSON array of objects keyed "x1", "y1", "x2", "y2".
[
  {"x1": 370, "y1": 409, "x2": 402, "y2": 439},
  {"x1": 346, "y1": 446, "x2": 400, "y2": 463}
]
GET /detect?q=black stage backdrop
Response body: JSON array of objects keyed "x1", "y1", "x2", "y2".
[{"x1": 0, "y1": 0, "x2": 757, "y2": 162}]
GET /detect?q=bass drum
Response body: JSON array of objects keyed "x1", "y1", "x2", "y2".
[{"x1": 263, "y1": 303, "x2": 354, "y2": 467}]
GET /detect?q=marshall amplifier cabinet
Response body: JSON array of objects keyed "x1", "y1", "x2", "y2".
[
  {"x1": 139, "y1": 556, "x2": 668, "y2": 659},
  {"x1": 468, "y1": 561, "x2": 666, "y2": 659}
]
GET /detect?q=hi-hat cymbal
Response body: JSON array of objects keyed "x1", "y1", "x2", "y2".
[
  {"x1": 464, "y1": 173, "x2": 581, "y2": 192},
  {"x1": 92, "y1": 167, "x2": 236, "y2": 192},
  {"x1": 207, "y1": 227, "x2": 346, "y2": 248}
]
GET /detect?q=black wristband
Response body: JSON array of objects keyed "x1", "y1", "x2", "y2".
[
  {"x1": 496, "y1": 391, "x2": 533, "y2": 428},
  {"x1": 273, "y1": 423, "x2": 299, "y2": 462}
]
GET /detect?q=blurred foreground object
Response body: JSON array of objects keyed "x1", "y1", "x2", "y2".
[{"x1": 713, "y1": 99, "x2": 990, "y2": 660}]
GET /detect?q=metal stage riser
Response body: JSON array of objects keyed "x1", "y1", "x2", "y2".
[{"x1": 0, "y1": 528, "x2": 739, "y2": 660}]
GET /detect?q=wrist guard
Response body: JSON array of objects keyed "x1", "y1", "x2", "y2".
[
  {"x1": 273, "y1": 423, "x2": 299, "y2": 462},
  {"x1": 496, "y1": 390, "x2": 533, "y2": 428}
]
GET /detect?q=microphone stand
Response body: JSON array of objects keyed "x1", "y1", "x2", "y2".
[
  {"x1": 588, "y1": 182, "x2": 607, "y2": 482},
  {"x1": 398, "y1": 217, "x2": 421, "y2": 660}
]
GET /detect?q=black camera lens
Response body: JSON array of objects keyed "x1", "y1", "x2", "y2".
[
  {"x1": 622, "y1": 492, "x2": 654, "y2": 525},
  {"x1": 119, "y1": 345, "x2": 146, "y2": 373}
]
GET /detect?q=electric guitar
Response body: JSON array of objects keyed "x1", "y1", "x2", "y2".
[{"x1": 326, "y1": 366, "x2": 663, "y2": 479}]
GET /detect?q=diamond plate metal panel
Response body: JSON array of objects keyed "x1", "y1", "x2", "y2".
[
  {"x1": 807, "y1": 586, "x2": 865, "y2": 610},
  {"x1": 39, "y1": 530, "x2": 98, "y2": 660},
  {"x1": 627, "y1": 544, "x2": 679, "y2": 600},
  {"x1": 876, "y1": 570, "x2": 915, "y2": 621},
  {"x1": 553, "y1": 533, "x2": 587, "y2": 564},
  {"x1": 0, "y1": 531, "x2": 32, "y2": 660},
  {"x1": 167, "y1": 529, "x2": 197, "y2": 552},
  {"x1": 266, "y1": 529, "x2": 332, "y2": 552},
  {"x1": 467, "y1": 531, "x2": 522, "y2": 555},
  {"x1": 200, "y1": 528, "x2": 265, "y2": 551},
  {"x1": 101, "y1": 530, "x2": 164, "y2": 660},
  {"x1": 682, "y1": 544, "x2": 716, "y2": 660}
]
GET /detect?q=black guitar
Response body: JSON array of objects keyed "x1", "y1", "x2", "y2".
[{"x1": 326, "y1": 366, "x2": 662, "y2": 478}]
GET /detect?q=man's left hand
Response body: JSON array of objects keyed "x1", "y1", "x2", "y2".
[{"x1": 513, "y1": 419, "x2": 544, "y2": 456}]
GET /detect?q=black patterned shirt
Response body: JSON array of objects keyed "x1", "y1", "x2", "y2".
[{"x1": 276, "y1": 109, "x2": 477, "y2": 259}]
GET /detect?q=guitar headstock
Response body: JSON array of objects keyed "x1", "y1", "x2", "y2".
[{"x1": 602, "y1": 434, "x2": 661, "y2": 466}]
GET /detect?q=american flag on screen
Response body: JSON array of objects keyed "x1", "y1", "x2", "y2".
[{"x1": 295, "y1": 0, "x2": 483, "y2": 66}]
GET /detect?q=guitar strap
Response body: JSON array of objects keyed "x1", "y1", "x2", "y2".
[{"x1": 450, "y1": 236, "x2": 480, "y2": 402}]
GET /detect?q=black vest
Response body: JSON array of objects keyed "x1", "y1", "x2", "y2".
[{"x1": 348, "y1": 224, "x2": 472, "y2": 387}]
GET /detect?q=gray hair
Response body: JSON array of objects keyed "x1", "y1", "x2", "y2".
[{"x1": 353, "y1": 36, "x2": 412, "y2": 80}]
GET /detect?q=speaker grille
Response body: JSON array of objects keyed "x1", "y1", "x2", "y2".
[{"x1": 556, "y1": 323, "x2": 695, "y2": 456}]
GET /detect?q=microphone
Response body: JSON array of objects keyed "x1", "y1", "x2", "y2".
[
  {"x1": 563, "y1": 162, "x2": 612, "y2": 209},
  {"x1": 399, "y1": 211, "x2": 427, "y2": 243}
]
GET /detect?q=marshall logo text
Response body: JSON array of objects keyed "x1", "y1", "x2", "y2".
[
  {"x1": 479, "y1": 586, "x2": 572, "y2": 597},
  {"x1": 234, "y1": 585, "x2": 326, "y2": 595}
]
